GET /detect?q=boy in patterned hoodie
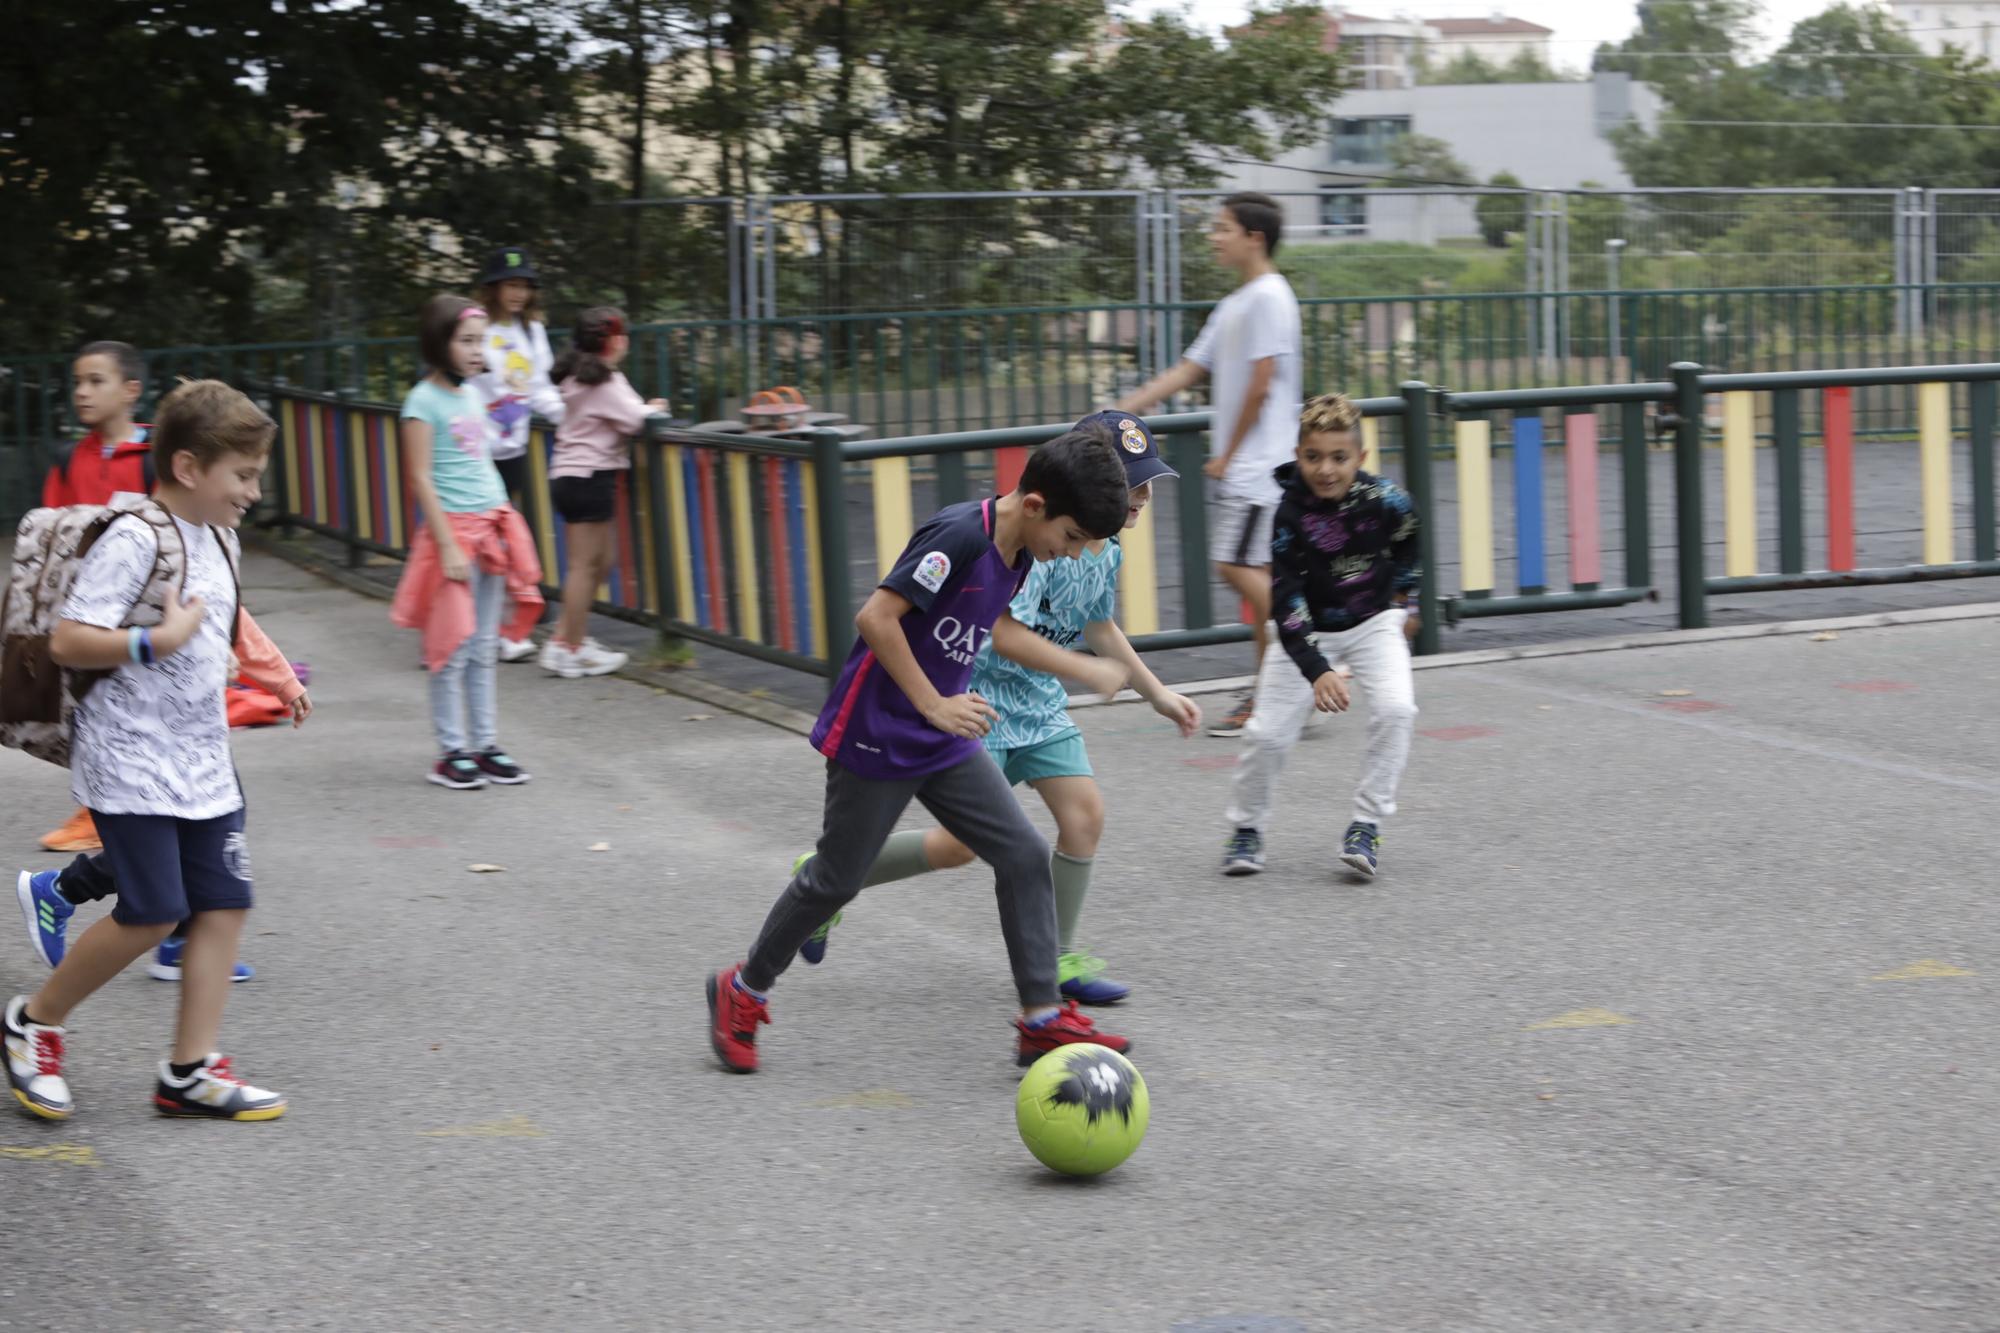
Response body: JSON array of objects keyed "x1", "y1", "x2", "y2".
[{"x1": 1221, "y1": 392, "x2": 1421, "y2": 882}]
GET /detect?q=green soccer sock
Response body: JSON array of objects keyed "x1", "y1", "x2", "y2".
[
  {"x1": 861, "y1": 829, "x2": 935, "y2": 887},
  {"x1": 1052, "y1": 851, "x2": 1094, "y2": 955}
]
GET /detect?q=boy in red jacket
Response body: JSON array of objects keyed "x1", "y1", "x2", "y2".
[{"x1": 37, "y1": 342, "x2": 154, "y2": 853}]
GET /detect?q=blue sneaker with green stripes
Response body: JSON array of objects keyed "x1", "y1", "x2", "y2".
[
  {"x1": 793, "y1": 852, "x2": 842, "y2": 965},
  {"x1": 16, "y1": 869, "x2": 74, "y2": 969}
]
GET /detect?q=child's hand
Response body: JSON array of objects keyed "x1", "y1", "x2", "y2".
[
  {"x1": 1154, "y1": 691, "x2": 1202, "y2": 737},
  {"x1": 924, "y1": 692, "x2": 998, "y2": 739},
  {"x1": 438, "y1": 539, "x2": 471, "y2": 583},
  {"x1": 291, "y1": 691, "x2": 313, "y2": 728},
  {"x1": 1312, "y1": 669, "x2": 1351, "y2": 714},
  {"x1": 153, "y1": 587, "x2": 207, "y2": 657},
  {"x1": 1399, "y1": 604, "x2": 1419, "y2": 642},
  {"x1": 1076, "y1": 657, "x2": 1129, "y2": 699}
]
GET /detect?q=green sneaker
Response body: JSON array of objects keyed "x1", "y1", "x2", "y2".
[
  {"x1": 1057, "y1": 950, "x2": 1130, "y2": 1005},
  {"x1": 794, "y1": 852, "x2": 842, "y2": 965}
]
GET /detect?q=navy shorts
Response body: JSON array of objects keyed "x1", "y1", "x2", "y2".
[{"x1": 95, "y1": 809, "x2": 254, "y2": 926}]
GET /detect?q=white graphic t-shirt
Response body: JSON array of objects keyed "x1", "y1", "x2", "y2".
[
  {"x1": 60, "y1": 515, "x2": 243, "y2": 819},
  {"x1": 1186, "y1": 271, "x2": 1303, "y2": 506}
]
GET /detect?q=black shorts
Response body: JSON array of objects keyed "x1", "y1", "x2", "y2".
[
  {"x1": 96, "y1": 809, "x2": 253, "y2": 926},
  {"x1": 550, "y1": 470, "x2": 621, "y2": 525}
]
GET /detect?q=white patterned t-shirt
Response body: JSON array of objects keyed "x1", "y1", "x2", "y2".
[
  {"x1": 974, "y1": 538, "x2": 1122, "y2": 752},
  {"x1": 60, "y1": 515, "x2": 243, "y2": 819}
]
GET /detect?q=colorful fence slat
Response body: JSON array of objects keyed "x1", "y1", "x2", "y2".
[
  {"x1": 1824, "y1": 387, "x2": 1856, "y2": 572},
  {"x1": 1360, "y1": 417, "x2": 1380, "y2": 475},
  {"x1": 727, "y1": 452, "x2": 761, "y2": 641},
  {"x1": 1511, "y1": 413, "x2": 1546, "y2": 595},
  {"x1": 1723, "y1": 391, "x2": 1757, "y2": 577},
  {"x1": 1562, "y1": 414, "x2": 1601, "y2": 589},
  {"x1": 1917, "y1": 381, "x2": 1954, "y2": 566},
  {"x1": 871, "y1": 456, "x2": 914, "y2": 576},
  {"x1": 1454, "y1": 418, "x2": 1494, "y2": 596},
  {"x1": 1119, "y1": 504, "x2": 1160, "y2": 636}
]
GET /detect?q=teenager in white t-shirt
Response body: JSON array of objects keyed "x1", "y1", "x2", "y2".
[{"x1": 1118, "y1": 193, "x2": 1302, "y2": 737}]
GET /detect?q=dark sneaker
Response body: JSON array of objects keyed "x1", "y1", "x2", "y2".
[
  {"x1": 428, "y1": 752, "x2": 487, "y2": 790},
  {"x1": 3, "y1": 995, "x2": 72, "y2": 1120},
  {"x1": 154, "y1": 1054, "x2": 286, "y2": 1121},
  {"x1": 1207, "y1": 692, "x2": 1255, "y2": 738},
  {"x1": 17, "y1": 868, "x2": 74, "y2": 968},
  {"x1": 707, "y1": 965, "x2": 771, "y2": 1073},
  {"x1": 1015, "y1": 999, "x2": 1132, "y2": 1067},
  {"x1": 472, "y1": 748, "x2": 531, "y2": 785},
  {"x1": 1058, "y1": 951, "x2": 1130, "y2": 1005},
  {"x1": 791, "y1": 853, "x2": 843, "y2": 965},
  {"x1": 1221, "y1": 827, "x2": 1265, "y2": 876},
  {"x1": 1341, "y1": 821, "x2": 1381, "y2": 879},
  {"x1": 148, "y1": 937, "x2": 254, "y2": 984}
]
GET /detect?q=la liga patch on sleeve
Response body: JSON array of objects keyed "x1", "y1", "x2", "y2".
[{"x1": 913, "y1": 551, "x2": 952, "y2": 592}]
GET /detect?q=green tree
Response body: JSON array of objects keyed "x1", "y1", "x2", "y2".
[
  {"x1": 1379, "y1": 134, "x2": 1473, "y2": 187},
  {"x1": 1475, "y1": 171, "x2": 1528, "y2": 247}
]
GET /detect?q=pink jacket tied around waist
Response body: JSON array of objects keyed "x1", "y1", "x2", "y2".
[{"x1": 392, "y1": 508, "x2": 545, "y2": 670}]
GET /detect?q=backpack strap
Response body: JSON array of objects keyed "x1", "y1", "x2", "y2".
[
  {"x1": 210, "y1": 525, "x2": 243, "y2": 645},
  {"x1": 141, "y1": 450, "x2": 157, "y2": 495}
]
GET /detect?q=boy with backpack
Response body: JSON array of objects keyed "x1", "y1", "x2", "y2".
[{"x1": 3, "y1": 380, "x2": 296, "y2": 1121}]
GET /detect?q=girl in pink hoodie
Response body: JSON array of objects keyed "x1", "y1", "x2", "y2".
[{"x1": 541, "y1": 307, "x2": 666, "y2": 679}]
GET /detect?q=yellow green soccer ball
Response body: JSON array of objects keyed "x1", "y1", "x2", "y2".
[{"x1": 1015, "y1": 1044, "x2": 1149, "y2": 1176}]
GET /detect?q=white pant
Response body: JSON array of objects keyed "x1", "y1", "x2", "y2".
[{"x1": 1225, "y1": 608, "x2": 1418, "y2": 832}]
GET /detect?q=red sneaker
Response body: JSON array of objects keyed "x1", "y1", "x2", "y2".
[
  {"x1": 1014, "y1": 999, "x2": 1132, "y2": 1068},
  {"x1": 707, "y1": 965, "x2": 770, "y2": 1073}
]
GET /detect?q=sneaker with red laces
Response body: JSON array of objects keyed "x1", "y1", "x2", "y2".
[
  {"x1": 3, "y1": 995, "x2": 72, "y2": 1120},
  {"x1": 153, "y1": 1053, "x2": 286, "y2": 1121},
  {"x1": 1013, "y1": 999, "x2": 1133, "y2": 1068},
  {"x1": 1207, "y1": 692, "x2": 1256, "y2": 739},
  {"x1": 707, "y1": 965, "x2": 770, "y2": 1073}
]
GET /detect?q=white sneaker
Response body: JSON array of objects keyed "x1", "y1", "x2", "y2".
[
  {"x1": 569, "y1": 638, "x2": 630, "y2": 677},
  {"x1": 498, "y1": 637, "x2": 538, "y2": 664},
  {"x1": 538, "y1": 639, "x2": 578, "y2": 677},
  {"x1": 3, "y1": 995, "x2": 72, "y2": 1120},
  {"x1": 154, "y1": 1053, "x2": 286, "y2": 1121}
]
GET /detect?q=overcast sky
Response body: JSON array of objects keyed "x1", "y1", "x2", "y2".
[{"x1": 1124, "y1": 1, "x2": 1848, "y2": 69}]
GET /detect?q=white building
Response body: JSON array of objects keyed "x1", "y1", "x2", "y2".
[
  {"x1": 1883, "y1": 0, "x2": 2000, "y2": 58},
  {"x1": 1219, "y1": 71, "x2": 1661, "y2": 246},
  {"x1": 1424, "y1": 13, "x2": 1555, "y2": 68}
]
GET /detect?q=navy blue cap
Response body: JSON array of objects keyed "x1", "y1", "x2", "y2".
[{"x1": 1074, "y1": 410, "x2": 1178, "y2": 488}]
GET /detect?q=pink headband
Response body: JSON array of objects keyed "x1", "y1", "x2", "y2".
[{"x1": 458, "y1": 305, "x2": 487, "y2": 322}]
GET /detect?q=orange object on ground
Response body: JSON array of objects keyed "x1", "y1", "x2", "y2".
[{"x1": 39, "y1": 808, "x2": 100, "y2": 853}]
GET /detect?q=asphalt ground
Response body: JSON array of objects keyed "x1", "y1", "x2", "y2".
[{"x1": 1, "y1": 553, "x2": 1994, "y2": 1332}]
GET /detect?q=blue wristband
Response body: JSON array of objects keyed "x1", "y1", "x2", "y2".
[
  {"x1": 134, "y1": 627, "x2": 154, "y2": 666},
  {"x1": 128, "y1": 627, "x2": 143, "y2": 664}
]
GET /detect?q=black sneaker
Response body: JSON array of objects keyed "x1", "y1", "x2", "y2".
[
  {"x1": 471, "y1": 748, "x2": 531, "y2": 785},
  {"x1": 1340, "y1": 821, "x2": 1381, "y2": 879},
  {"x1": 1221, "y1": 827, "x2": 1265, "y2": 876},
  {"x1": 428, "y1": 752, "x2": 487, "y2": 790},
  {"x1": 153, "y1": 1053, "x2": 286, "y2": 1121}
]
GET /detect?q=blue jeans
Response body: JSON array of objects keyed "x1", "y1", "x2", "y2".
[{"x1": 429, "y1": 565, "x2": 505, "y2": 755}]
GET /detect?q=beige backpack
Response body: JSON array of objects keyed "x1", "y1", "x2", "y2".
[{"x1": 0, "y1": 497, "x2": 231, "y2": 768}]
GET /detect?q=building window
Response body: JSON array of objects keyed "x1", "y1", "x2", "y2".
[
  {"x1": 1319, "y1": 190, "x2": 1367, "y2": 235},
  {"x1": 1332, "y1": 116, "x2": 1411, "y2": 165}
]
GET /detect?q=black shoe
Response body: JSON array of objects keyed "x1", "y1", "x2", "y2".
[
  {"x1": 428, "y1": 752, "x2": 487, "y2": 790},
  {"x1": 472, "y1": 748, "x2": 531, "y2": 785}
]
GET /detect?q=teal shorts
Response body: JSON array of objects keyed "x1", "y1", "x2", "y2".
[{"x1": 987, "y1": 728, "x2": 1093, "y2": 786}]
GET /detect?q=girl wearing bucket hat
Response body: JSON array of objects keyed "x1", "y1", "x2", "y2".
[{"x1": 469, "y1": 246, "x2": 564, "y2": 662}]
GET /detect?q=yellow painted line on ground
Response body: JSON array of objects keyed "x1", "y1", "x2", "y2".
[
  {"x1": 1918, "y1": 382, "x2": 1954, "y2": 566},
  {"x1": 1524, "y1": 1008, "x2": 1634, "y2": 1031},
  {"x1": 0, "y1": 1144, "x2": 99, "y2": 1166},
  {"x1": 1870, "y1": 959, "x2": 1975, "y2": 981},
  {"x1": 1723, "y1": 391, "x2": 1758, "y2": 577},
  {"x1": 420, "y1": 1115, "x2": 547, "y2": 1138}
]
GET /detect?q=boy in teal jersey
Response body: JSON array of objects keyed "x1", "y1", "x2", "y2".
[{"x1": 795, "y1": 412, "x2": 1200, "y2": 1002}]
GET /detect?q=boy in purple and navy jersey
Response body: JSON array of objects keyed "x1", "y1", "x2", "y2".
[{"x1": 706, "y1": 430, "x2": 1136, "y2": 1073}]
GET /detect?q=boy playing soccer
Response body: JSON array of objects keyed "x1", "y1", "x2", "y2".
[
  {"x1": 1221, "y1": 393, "x2": 1420, "y2": 881},
  {"x1": 792, "y1": 412, "x2": 1201, "y2": 1005},
  {"x1": 706, "y1": 430, "x2": 1137, "y2": 1073},
  {"x1": 1117, "y1": 192, "x2": 1302, "y2": 737},
  {"x1": 35, "y1": 341, "x2": 155, "y2": 854},
  {"x1": 4, "y1": 381, "x2": 292, "y2": 1121}
]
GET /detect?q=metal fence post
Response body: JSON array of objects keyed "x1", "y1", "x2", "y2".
[
  {"x1": 811, "y1": 427, "x2": 855, "y2": 668},
  {"x1": 1401, "y1": 381, "x2": 1441, "y2": 655},
  {"x1": 1670, "y1": 362, "x2": 1708, "y2": 629}
]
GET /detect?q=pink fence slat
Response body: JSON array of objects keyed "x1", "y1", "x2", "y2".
[{"x1": 1562, "y1": 414, "x2": 1602, "y2": 588}]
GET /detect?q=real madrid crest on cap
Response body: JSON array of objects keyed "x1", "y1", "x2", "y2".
[{"x1": 1118, "y1": 418, "x2": 1147, "y2": 454}]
